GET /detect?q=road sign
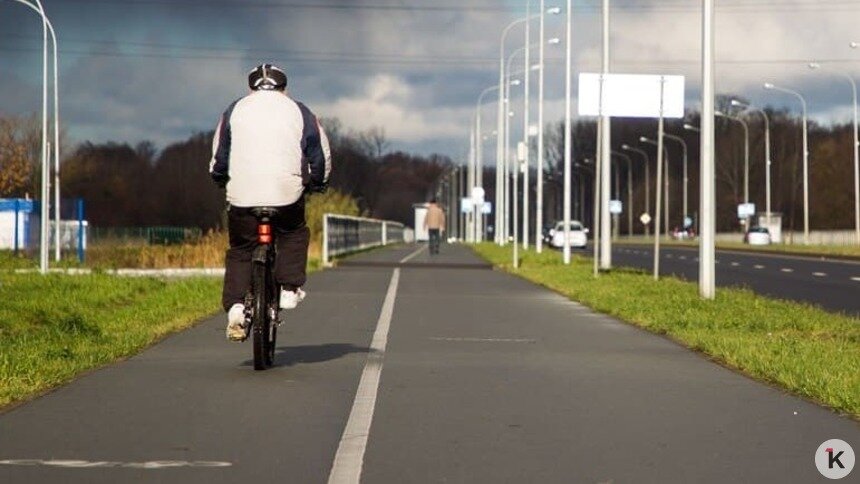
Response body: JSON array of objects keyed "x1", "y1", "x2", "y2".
[
  {"x1": 737, "y1": 203, "x2": 755, "y2": 219},
  {"x1": 461, "y1": 198, "x2": 473, "y2": 213},
  {"x1": 470, "y1": 187, "x2": 485, "y2": 205},
  {"x1": 481, "y1": 202, "x2": 492, "y2": 215},
  {"x1": 683, "y1": 216, "x2": 693, "y2": 229},
  {"x1": 609, "y1": 200, "x2": 623, "y2": 214},
  {"x1": 640, "y1": 213, "x2": 652, "y2": 225},
  {"x1": 578, "y1": 73, "x2": 686, "y2": 118}
]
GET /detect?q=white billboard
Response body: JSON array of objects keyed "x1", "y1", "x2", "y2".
[{"x1": 578, "y1": 73, "x2": 686, "y2": 119}]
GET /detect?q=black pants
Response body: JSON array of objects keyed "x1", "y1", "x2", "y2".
[
  {"x1": 222, "y1": 199, "x2": 310, "y2": 312},
  {"x1": 428, "y1": 229, "x2": 441, "y2": 255}
]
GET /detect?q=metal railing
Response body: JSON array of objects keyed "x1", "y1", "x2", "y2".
[{"x1": 322, "y1": 213, "x2": 413, "y2": 266}]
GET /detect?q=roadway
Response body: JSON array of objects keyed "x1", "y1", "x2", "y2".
[
  {"x1": 0, "y1": 244, "x2": 857, "y2": 483},
  {"x1": 608, "y1": 244, "x2": 860, "y2": 316}
]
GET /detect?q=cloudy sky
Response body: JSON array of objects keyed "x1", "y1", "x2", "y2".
[{"x1": 1, "y1": 0, "x2": 858, "y2": 159}]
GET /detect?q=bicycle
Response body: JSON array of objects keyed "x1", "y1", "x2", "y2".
[{"x1": 241, "y1": 207, "x2": 281, "y2": 370}]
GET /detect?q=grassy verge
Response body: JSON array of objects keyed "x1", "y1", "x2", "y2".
[
  {"x1": 473, "y1": 243, "x2": 860, "y2": 417},
  {"x1": 616, "y1": 237, "x2": 860, "y2": 259},
  {"x1": 0, "y1": 273, "x2": 222, "y2": 408}
]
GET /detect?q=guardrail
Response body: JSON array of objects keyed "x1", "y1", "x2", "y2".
[{"x1": 322, "y1": 214, "x2": 413, "y2": 266}]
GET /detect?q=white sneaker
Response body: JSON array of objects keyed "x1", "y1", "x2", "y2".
[
  {"x1": 226, "y1": 303, "x2": 246, "y2": 341},
  {"x1": 280, "y1": 287, "x2": 306, "y2": 310}
]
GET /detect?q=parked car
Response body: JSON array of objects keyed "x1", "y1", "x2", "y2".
[
  {"x1": 549, "y1": 220, "x2": 589, "y2": 249},
  {"x1": 671, "y1": 227, "x2": 693, "y2": 240},
  {"x1": 744, "y1": 226, "x2": 771, "y2": 245}
]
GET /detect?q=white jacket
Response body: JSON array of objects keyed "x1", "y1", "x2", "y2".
[{"x1": 209, "y1": 90, "x2": 331, "y2": 207}]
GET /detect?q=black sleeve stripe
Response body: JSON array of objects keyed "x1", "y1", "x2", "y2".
[
  {"x1": 296, "y1": 101, "x2": 326, "y2": 187},
  {"x1": 212, "y1": 98, "x2": 241, "y2": 177}
]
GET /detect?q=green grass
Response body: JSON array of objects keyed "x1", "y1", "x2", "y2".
[
  {"x1": 0, "y1": 273, "x2": 222, "y2": 408},
  {"x1": 474, "y1": 243, "x2": 860, "y2": 418}
]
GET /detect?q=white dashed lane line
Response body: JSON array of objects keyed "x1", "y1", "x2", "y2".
[
  {"x1": 851, "y1": 277, "x2": 860, "y2": 282},
  {"x1": 781, "y1": 268, "x2": 794, "y2": 273},
  {"x1": 754, "y1": 265, "x2": 766, "y2": 270},
  {"x1": 813, "y1": 272, "x2": 828, "y2": 277},
  {"x1": 731, "y1": 262, "x2": 740, "y2": 267}
]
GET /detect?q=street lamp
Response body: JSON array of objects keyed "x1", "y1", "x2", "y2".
[
  {"x1": 475, "y1": 84, "x2": 501, "y2": 243},
  {"x1": 622, "y1": 144, "x2": 651, "y2": 237},
  {"x1": 640, "y1": 136, "x2": 670, "y2": 237},
  {"x1": 562, "y1": 0, "x2": 574, "y2": 264},
  {"x1": 9, "y1": 0, "x2": 59, "y2": 271},
  {"x1": 716, "y1": 109, "x2": 751, "y2": 230},
  {"x1": 514, "y1": 37, "x2": 560, "y2": 251},
  {"x1": 663, "y1": 133, "x2": 689, "y2": 223},
  {"x1": 809, "y1": 61, "x2": 859, "y2": 245},
  {"x1": 764, "y1": 82, "x2": 810, "y2": 245},
  {"x1": 731, "y1": 99, "x2": 773, "y2": 229},
  {"x1": 495, "y1": 7, "x2": 561, "y2": 246}
]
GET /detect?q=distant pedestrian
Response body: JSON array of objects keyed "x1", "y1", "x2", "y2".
[{"x1": 424, "y1": 199, "x2": 446, "y2": 255}]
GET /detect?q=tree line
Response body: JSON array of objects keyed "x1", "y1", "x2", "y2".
[{"x1": 0, "y1": 114, "x2": 451, "y2": 229}]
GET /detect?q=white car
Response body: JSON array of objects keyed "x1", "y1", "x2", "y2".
[
  {"x1": 745, "y1": 226, "x2": 771, "y2": 246},
  {"x1": 549, "y1": 221, "x2": 589, "y2": 249}
]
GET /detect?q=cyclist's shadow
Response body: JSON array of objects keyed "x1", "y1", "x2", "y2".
[{"x1": 240, "y1": 343, "x2": 371, "y2": 368}]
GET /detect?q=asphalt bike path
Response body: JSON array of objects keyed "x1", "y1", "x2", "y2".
[
  {"x1": 610, "y1": 244, "x2": 860, "y2": 316},
  {"x1": 0, "y1": 243, "x2": 857, "y2": 483}
]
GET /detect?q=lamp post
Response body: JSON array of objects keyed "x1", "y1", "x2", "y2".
[
  {"x1": 764, "y1": 82, "x2": 810, "y2": 245},
  {"x1": 663, "y1": 133, "x2": 689, "y2": 223},
  {"x1": 700, "y1": 0, "x2": 716, "y2": 298},
  {"x1": 475, "y1": 84, "x2": 500, "y2": 243},
  {"x1": 612, "y1": 150, "x2": 634, "y2": 237},
  {"x1": 730, "y1": 100, "x2": 772, "y2": 229},
  {"x1": 598, "y1": 0, "x2": 612, "y2": 271},
  {"x1": 10, "y1": 0, "x2": 57, "y2": 271},
  {"x1": 496, "y1": 7, "x2": 561, "y2": 246},
  {"x1": 809, "y1": 61, "x2": 859, "y2": 245},
  {"x1": 640, "y1": 136, "x2": 670, "y2": 236},
  {"x1": 622, "y1": 144, "x2": 650, "y2": 237},
  {"x1": 562, "y1": 0, "x2": 573, "y2": 264}
]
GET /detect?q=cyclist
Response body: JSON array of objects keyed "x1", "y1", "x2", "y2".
[{"x1": 210, "y1": 63, "x2": 331, "y2": 341}]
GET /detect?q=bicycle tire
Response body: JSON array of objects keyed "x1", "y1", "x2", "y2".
[
  {"x1": 251, "y1": 260, "x2": 270, "y2": 371},
  {"x1": 265, "y1": 264, "x2": 277, "y2": 367}
]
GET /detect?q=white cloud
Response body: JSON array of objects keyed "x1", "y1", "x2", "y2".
[{"x1": 316, "y1": 74, "x2": 470, "y2": 141}]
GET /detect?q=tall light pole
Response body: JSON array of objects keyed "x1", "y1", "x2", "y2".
[
  {"x1": 622, "y1": 144, "x2": 650, "y2": 237},
  {"x1": 640, "y1": 136, "x2": 670, "y2": 236},
  {"x1": 536, "y1": 0, "x2": 547, "y2": 253},
  {"x1": 731, "y1": 99, "x2": 774, "y2": 230},
  {"x1": 663, "y1": 133, "x2": 689, "y2": 223},
  {"x1": 496, "y1": 7, "x2": 561, "y2": 246},
  {"x1": 476, "y1": 84, "x2": 500, "y2": 243},
  {"x1": 522, "y1": 0, "x2": 531, "y2": 250},
  {"x1": 809, "y1": 61, "x2": 859, "y2": 245},
  {"x1": 764, "y1": 82, "x2": 810, "y2": 245},
  {"x1": 701, "y1": 0, "x2": 716, "y2": 299},
  {"x1": 562, "y1": 0, "x2": 573, "y2": 265},
  {"x1": 612, "y1": 151, "x2": 633, "y2": 237},
  {"x1": 598, "y1": 0, "x2": 612, "y2": 270}
]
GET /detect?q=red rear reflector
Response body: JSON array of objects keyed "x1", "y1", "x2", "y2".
[
  {"x1": 258, "y1": 234, "x2": 272, "y2": 244},
  {"x1": 258, "y1": 224, "x2": 272, "y2": 235}
]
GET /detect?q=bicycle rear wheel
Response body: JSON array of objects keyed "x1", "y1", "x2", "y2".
[{"x1": 251, "y1": 261, "x2": 271, "y2": 371}]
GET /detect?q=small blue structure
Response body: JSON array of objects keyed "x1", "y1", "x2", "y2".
[{"x1": 0, "y1": 198, "x2": 35, "y2": 251}]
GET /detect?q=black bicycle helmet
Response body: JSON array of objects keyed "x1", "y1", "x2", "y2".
[{"x1": 248, "y1": 63, "x2": 287, "y2": 91}]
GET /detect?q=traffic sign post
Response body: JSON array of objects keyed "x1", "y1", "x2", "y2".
[
  {"x1": 640, "y1": 213, "x2": 652, "y2": 226},
  {"x1": 579, "y1": 73, "x2": 685, "y2": 278}
]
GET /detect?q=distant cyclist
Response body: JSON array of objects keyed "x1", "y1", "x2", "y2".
[
  {"x1": 210, "y1": 63, "x2": 331, "y2": 341},
  {"x1": 424, "y1": 199, "x2": 446, "y2": 255}
]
